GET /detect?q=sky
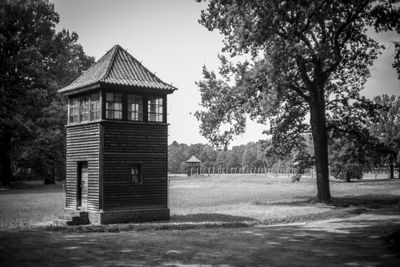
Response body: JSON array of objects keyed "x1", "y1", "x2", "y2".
[{"x1": 51, "y1": 0, "x2": 400, "y2": 146}]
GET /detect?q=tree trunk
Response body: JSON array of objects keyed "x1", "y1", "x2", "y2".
[
  {"x1": 397, "y1": 165, "x2": 400, "y2": 179},
  {"x1": 389, "y1": 156, "x2": 394, "y2": 179},
  {"x1": 0, "y1": 133, "x2": 12, "y2": 187},
  {"x1": 309, "y1": 92, "x2": 331, "y2": 203}
]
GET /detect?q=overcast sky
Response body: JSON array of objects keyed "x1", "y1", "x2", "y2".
[{"x1": 51, "y1": 0, "x2": 400, "y2": 146}]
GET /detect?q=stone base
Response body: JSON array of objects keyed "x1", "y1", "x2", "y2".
[
  {"x1": 63, "y1": 210, "x2": 90, "y2": 225},
  {"x1": 80, "y1": 208, "x2": 170, "y2": 225}
]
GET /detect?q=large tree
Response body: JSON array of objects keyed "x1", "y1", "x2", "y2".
[
  {"x1": 0, "y1": 0, "x2": 93, "y2": 186},
  {"x1": 195, "y1": 0, "x2": 400, "y2": 202}
]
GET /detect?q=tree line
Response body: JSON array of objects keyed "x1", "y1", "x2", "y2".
[
  {"x1": 169, "y1": 141, "x2": 268, "y2": 174},
  {"x1": 170, "y1": 98, "x2": 400, "y2": 182},
  {"x1": 0, "y1": 0, "x2": 94, "y2": 186}
]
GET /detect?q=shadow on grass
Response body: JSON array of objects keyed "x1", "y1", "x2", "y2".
[
  {"x1": 0, "y1": 181, "x2": 64, "y2": 194},
  {"x1": 1, "y1": 207, "x2": 399, "y2": 266},
  {"x1": 331, "y1": 178, "x2": 400, "y2": 184},
  {"x1": 254, "y1": 194, "x2": 399, "y2": 209}
]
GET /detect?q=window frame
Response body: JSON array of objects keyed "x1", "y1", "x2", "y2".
[
  {"x1": 130, "y1": 165, "x2": 142, "y2": 184},
  {"x1": 80, "y1": 96, "x2": 90, "y2": 122},
  {"x1": 68, "y1": 92, "x2": 102, "y2": 125},
  {"x1": 127, "y1": 94, "x2": 143, "y2": 121},
  {"x1": 147, "y1": 96, "x2": 164, "y2": 123},
  {"x1": 90, "y1": 92, "x2": 101, "y2": 121},
  {"x1": 69, "y1": 98, "x2": 80, "y2": 124},
  {"x1": 105, "y1": 92, "x2": 123, "y2": 120}
]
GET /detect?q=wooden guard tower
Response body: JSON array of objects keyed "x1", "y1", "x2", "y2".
[
  {"x1": 58, "y1": 45, "x2": 177, "y2": 224},
  {"x1": 186, "y1": 156, "x2": 201, "y2": 176}
]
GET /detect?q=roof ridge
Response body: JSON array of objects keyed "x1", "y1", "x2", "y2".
[
  {"x1": 101, "y1": 44, "x2": 121, "y2": 82},
  {"x1": 187, "y1": 155, "x2": 201, "y2": 162},
  {"x1": 123, "y1": 47, "x2": 170, "y2": 86}
]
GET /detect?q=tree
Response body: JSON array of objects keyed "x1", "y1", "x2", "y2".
[
  {"x1": 199, "y1": 144, "x2": 217, "y2": 169},
  {"x1": 0, "y1": 0, "x2": 94, "y2": 186},
  {"x1": 370, "y1": 95, "x2": 400, "y2": 178},
  {"x1": 241, "y1": 144, "x2": 257, "y2": 170},
  {"x1": 195, "y1": 0, "x2": 400, "y2": 202},
  {"x1": 329, "y1": 136, "x2": 370, "y2": 182},
  {"x1": 168, "y1": 141, "x2": 190, "y2": 173}
]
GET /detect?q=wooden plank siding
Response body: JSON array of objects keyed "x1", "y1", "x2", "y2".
[
  {"x1": 65, "y1": 123, "x2": 101, "y2": 211},
  {"x1": 102, "y1": 121, "x2": 168, "y2": 211}
]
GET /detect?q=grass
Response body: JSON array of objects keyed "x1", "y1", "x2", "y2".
[
  {"x1": 0, "y1": 174, "x2": 399, "y2": 230},
  {"x1": 0, "y1": 182, "x2": 64, "y2": 229},
  {"x1": 168, "y1": 174, "x2": 399, "y2": 223}
]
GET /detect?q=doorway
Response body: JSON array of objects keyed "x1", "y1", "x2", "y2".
[{"x1": 77, "y1": 161, "x2": 88, "y2": 210}]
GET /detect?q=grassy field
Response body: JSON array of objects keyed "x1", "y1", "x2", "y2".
[{"x1": 0, "y1": 174, "x2": 399, "y2": 229}]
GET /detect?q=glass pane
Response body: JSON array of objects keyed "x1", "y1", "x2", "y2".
[
  {"x1": 114, "y1": 93, "x2": 122, "y2": 102},
  {"x1": 69, "y1": 98, "x2": 79, "y2": 123},
  {"x1": 106, "y1": 102, "x2": 113, "y2": 109},
  {"x1": 105, "y1": 92, "x2": 122, "y2": 120},
  {"x1": 80, "y1": 97, "x2": 90, "y2": 122},
  {"x1": 91, "y1": 92, "x2": 100, "y2": 101},
  {"x1": 106, "y1": 93, "x2": 113, "y2": 101},
  {"x1": 107, "y1": 110, "x2": 113, "y2": 119},
  {"x1": 92, "y1": 111, "x2": 100, "y2": 120},
  {"x1": 147, "y1": 97, "x2": 163, "y2": 122},
  {"x1": 131, "y1": 166, "x2": 141, "y2": 183},
  {"x1": 127, "y1": 95, "x2": 143, "y2": 121},
  {"x1": 114, "y1": 103, "x2": 122, "y2": 111},
  {"x1": 114, "y1": 111, "x2": 122, "y2": 119}
]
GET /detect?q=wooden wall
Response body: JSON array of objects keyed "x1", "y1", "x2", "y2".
[
  {"x1": 65, "y1": 123, "x2": 101, "y2": 211},
  {"x1": 102, "y1": 121, "x2": 168, "y2": 211}
]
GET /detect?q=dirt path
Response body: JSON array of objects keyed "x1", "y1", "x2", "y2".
[{"x1": 0, "y1": 208, "x2": 399, "y2": 266}]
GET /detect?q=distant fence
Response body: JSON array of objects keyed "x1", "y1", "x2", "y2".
[
  {"x1": 363, "y1": 168, "x2": 399, "y2": 179},
  {"x1": 171, "y1": 167, "x2": 399, "y2": 179},
  {"x1": 175, "y1": 167, "x2": 314, "y2": 177}
]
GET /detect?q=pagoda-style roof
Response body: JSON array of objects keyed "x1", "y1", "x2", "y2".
[
  {"x1": 58, "y1": 44, "x2": 177, "y2": 94},
  {"x1": 186, "y1": 155, "x2": 201, "y2": 163}
]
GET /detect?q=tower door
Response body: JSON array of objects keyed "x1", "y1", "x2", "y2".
[{"x1": 77, "y1": 161, "x2": 88, "y2": 210}]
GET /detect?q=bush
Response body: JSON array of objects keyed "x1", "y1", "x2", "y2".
[{"x1": 331, "y1": 163, "x2": 363, "y2": 182}]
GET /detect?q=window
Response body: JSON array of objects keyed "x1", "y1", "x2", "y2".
[
  {"x1": 80, "y1": 96, "x2": 90, "y2": 122},
  {"x1": 69, "y1": 93, "x2": 102, "y2": 124},
  {"x1": 106, "y1": 92, "x2": 122, "y2": 119},
  {"x1": 69, "y1": 98, "x2": 79, "y2": 123},
  {"x1": 148, "y1": 97, "x2": 163, "y2": 122},
  {"x1": 127, "y1": 95, "x2": 143, "y2": 121},
  {"x1": 90, "y1": 93, "x2": 100, "y2": 120},
  {"x1": 131, "y1": 165, "x2": 142, "y2": 184}
]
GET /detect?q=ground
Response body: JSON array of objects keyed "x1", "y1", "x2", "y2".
[
  {"x1": 0, "y1": 174, "x2": 399, "y2": 266},
  {"x1": 0, "y1": 208, "x2": 399, "y2": 266}
]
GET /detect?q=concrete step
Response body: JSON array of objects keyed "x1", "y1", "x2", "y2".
[{"x1": 59, "y1": 211, "x2": 90, "y2": 226}]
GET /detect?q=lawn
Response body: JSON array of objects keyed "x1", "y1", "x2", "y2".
[{"x1": 0, "y1": 174, "x2": 399, "y2": 229}]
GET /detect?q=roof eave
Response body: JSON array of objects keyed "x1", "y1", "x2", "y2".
[
  {"x1": 58, "y1": 83, "x2": 101, "y2": 96},
  {"x1": 58, "y1": 82, "x2": 177, "y2": 96}
]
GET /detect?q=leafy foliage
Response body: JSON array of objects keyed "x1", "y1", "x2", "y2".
[
  {"x1": 329, "y1": 137, "x2": 369, "y2": 182},
  {"x1": 369, "y1": 95, "x2": 400, "y2": 178},
  {"x1": 168, "y1": 139, "x2": 312, "y2": 174},
  {"x1": 0, "y1": 0, "x2": 94, "y2": 185}
]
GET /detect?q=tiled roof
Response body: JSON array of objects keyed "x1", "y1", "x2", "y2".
[
  {"x1": 58, "y1": 44, "x2": 177, "y2": 93},
  {"x1": 186, "y1": 155, "x2": 201, "y2": 163}
]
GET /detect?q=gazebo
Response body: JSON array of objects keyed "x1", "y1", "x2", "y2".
[
  {"x1": 58, "y1": 44, "x2": 177, "y2": 224},
  {"x1": 186, "y1": 155, "x2": 201, "y2": 176}
]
